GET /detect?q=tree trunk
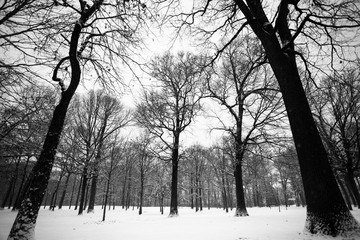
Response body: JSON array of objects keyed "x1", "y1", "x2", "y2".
[
  {"x1": 12, "y1": 156, "x2": 31, "y2": 211},
  {"x1": 49, "y1": 171, "x2": 64, "y2": 211},
  {"x1": 78, "y1": 167, "x2": 88, "y2": 215},
  {"x1": 337, "y1": 177, "x2": 353, "y2": 210},
  {"x1": 2, "y1": 157, "x2": 20, "y2": 209},
  {"x1": 346, "y1": 172, "x2": 360, "y2": 209},
  {"x1": 169, "y1": 133, "x2": 180, "y2": 216},
  {"x1": 169, "y1": 158, "x2": 179, "y2": 216},
  {"x1": 84, "y1": 178, "x2": 90, "y2": 210},
  {"x1": 102, "y1": 179, "x2": 110, "y2": 221},
  {"x1": 69, "y1": 175, "x2": 77, "y2": 209},
  {"x1": 234, "y1": 162, "x2": 248, "y2": 216},
  {"x1": 199, "y1": 180, "x2": 203, "y2": 211},
  {"x1": 221, "y1": 174, "x2": 228, "y2": 213},
  {"x1": 58, "y1": 172, "x2": 71, "y2": 209},
  {"x1": 74, "y1": 175, "x2": 83, "y2": 210},
  {"x1": 102, "y1": 170, "x2": 112, "y2": 221},
  {"x1": 190, "y1": 173, "x2": 194, "y2": 209},
  {"x1": 121, "y1": 171, "x2": 127, "y2": 209},
  {"x1": 126, "y1": 167, "x2": 132, "y2": 210},
  {"x1": 139, "y1": 172, "x2": 144, "y2": 215},
  {"x1": 87, "y1": 170, "x2": 98, "y2": 213}
]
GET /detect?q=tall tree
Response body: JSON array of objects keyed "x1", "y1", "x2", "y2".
[
  {"x1": 6, "y1": 0, "x2": 148, "y2": 238},
  {"x1": 135, "y1": 52, "x2": 206, "y2": 216},
  {"x1": 7, "y1": 2, "x2": 103, "y2": 238},
  {"x1": 207, "y1": 37, "x2": 285, "y2": 216}
]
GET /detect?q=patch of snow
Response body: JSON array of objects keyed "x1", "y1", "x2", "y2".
[{"x1": 0, "y1": 206, "x2": 359, "y2": 240}]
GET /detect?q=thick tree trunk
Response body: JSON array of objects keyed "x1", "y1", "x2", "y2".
[
  {"x1": 169, "y1": 159, "x2": 179, "y2": 216},
  {"x1": 169, "y1": 133, "x2": 180, "y2": 216},
  {"x1": 87, "y1": 170, "x2": 98, "y2": 213},
  {"x1": 264, "y1": 28, "x2": 357, "y2": 236},
  {"x1": 234, "y1": 162, "x2": 248, "y2": 216}
]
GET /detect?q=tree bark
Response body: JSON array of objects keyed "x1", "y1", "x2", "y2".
[
  {"x1": 169, "y1": 133, "x2": 180, "y2": 216},
  {"x1": 87, "y1": 170, "x2": 98, "y2": 213},
  {"x1": 78, "y1": 167, "x2": 88, "y2": 215},
  {"x1": 69, "y1": 175, "x2": 77, "y2": 209}
]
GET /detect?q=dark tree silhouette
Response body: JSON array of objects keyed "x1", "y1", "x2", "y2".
[{"x1": 135, "y1": 52, "x2": 206, "y2": 216}]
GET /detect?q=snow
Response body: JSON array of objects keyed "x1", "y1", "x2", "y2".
[{"x1": 1, "y1": 206, "x2": 360, "y2": 240}]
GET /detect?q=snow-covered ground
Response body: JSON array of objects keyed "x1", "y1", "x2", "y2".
[{"x1": 1, "y1": 206, "x2": 359, "y2": 240}]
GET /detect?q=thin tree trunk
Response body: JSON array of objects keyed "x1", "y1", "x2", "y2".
[
  {"x1": 59, "y1": 172, "x2": 71, "y2": 209},
  {"x1": 74, "y1": 175, "x2": 83, "y2": 210},
  {"x1": 12, "y1": 156, "x2": 30, "y2": 211},
  {"x1": 338, "y1": 177, "x2": 353, "y2": 211},
  {"x1": 121, "y1": 170, "x2": 127, "y2": 209},
  {"x1": 139, "y1": 172, "x2": 144, "y2": 215},
  {"x1": 49, "y1": 171, "x2": 64, "y2": 211},
  {"x1": 102, "y1": 177, "x2": 111, "y2": 221},
  {"x1": 346, "y1": 172, "x2": 360, "y2": 209},
  {"x1": 69, "y1": 175, "x2": 77, "y2": 209},
  {"x1": 2, "y1": 157, "x2": 20, "y2": 209},
  {"x1": 78, "y1": 167, "x2": 88, "y2": 215}
]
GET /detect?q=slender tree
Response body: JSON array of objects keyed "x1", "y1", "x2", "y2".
[
  {"x1": 207, "y1": 37, "x2": 285, "y2": 216},
  {"x1": 135, "y1": 52, "x2": 207, "y2": 216}
]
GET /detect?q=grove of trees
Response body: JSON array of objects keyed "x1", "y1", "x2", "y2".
[{"x1": 1, "y1": 0, "x2": 360, "y2": 239}]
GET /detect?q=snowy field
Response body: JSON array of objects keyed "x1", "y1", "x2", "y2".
[{"x1": 1, "y1": 206, "x2": 360, "y2": 240}]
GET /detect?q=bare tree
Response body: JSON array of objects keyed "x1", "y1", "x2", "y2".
[
  {"x1": 135, "y1": 52, "x2": 206, "y2": 216},
  {"x1": 207, "y1": 37, "x2": 285, "y2": 216},
  {"x1": 132, "y1": 132, "x2": 155, "y2": 215}
]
